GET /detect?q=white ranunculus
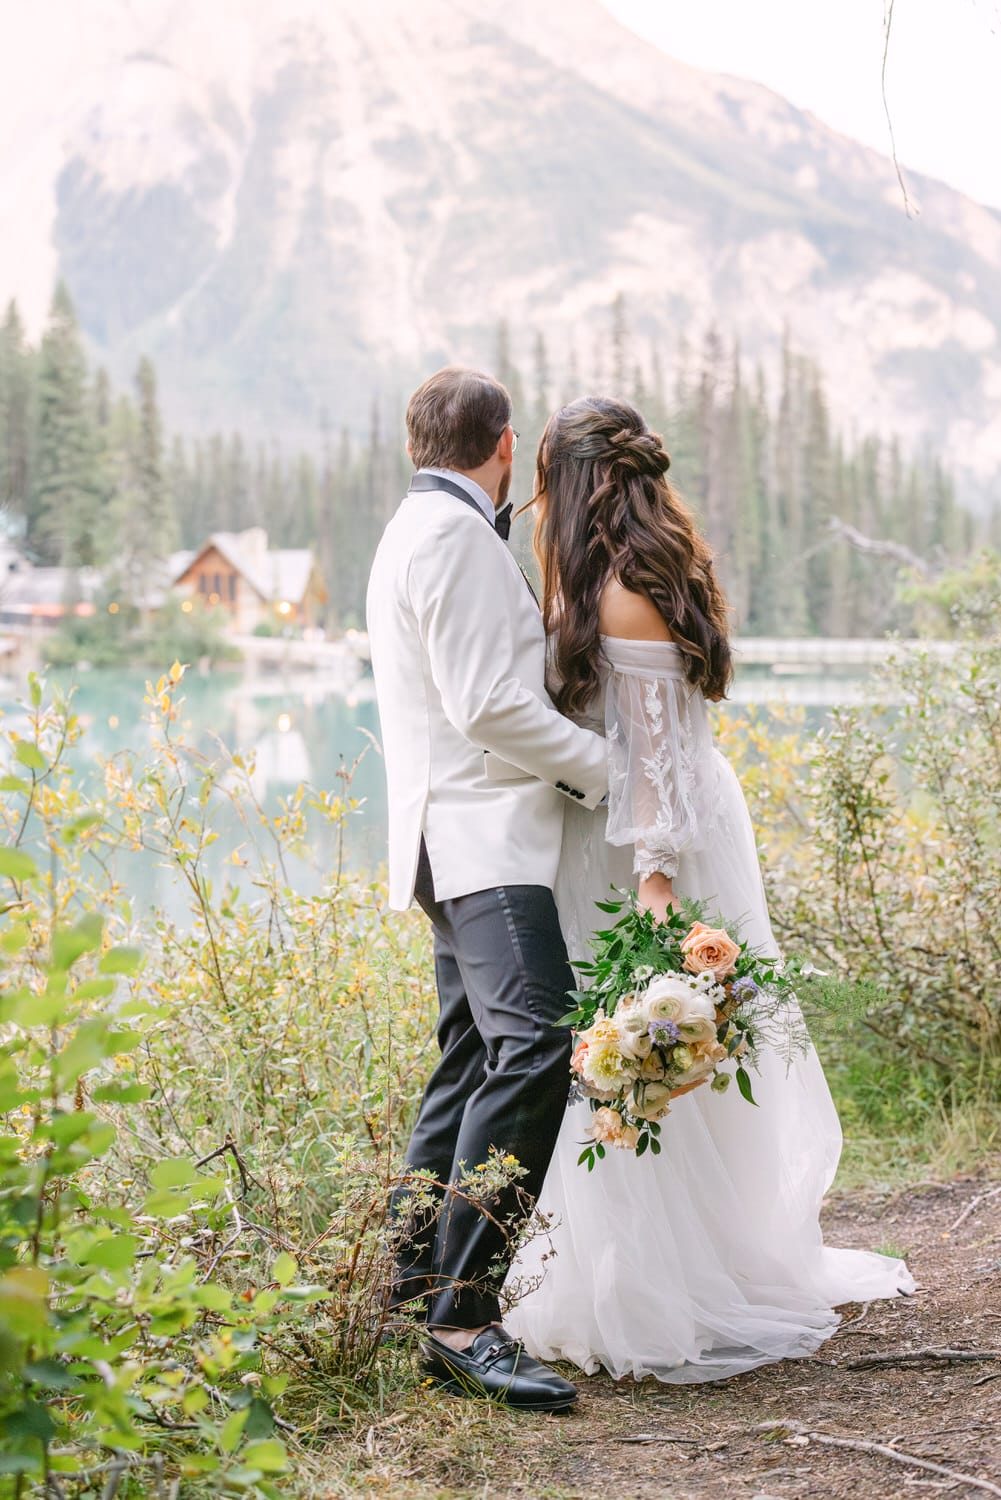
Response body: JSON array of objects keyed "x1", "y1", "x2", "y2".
[
  {"x1": 640, "y1": 975, "x2": 690, "y2": 1024},
  {"x1": 613, "y1": 1001, "x2": 653, "y2": 1060},
  {"x1": 677, "y1": 1015, "x2": 718, "y2": 1045},
  {"x1": 641, "y1": 974, "x2": 717, "y2": 1027}
]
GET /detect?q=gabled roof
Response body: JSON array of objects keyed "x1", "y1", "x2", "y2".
[{"x1": 170, "y1": 534, "x2": 316, "y2": 604}]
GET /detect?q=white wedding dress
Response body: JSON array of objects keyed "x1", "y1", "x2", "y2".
[{"x1": 506, "y1": 637, "x2": 914, "y2": 1382}]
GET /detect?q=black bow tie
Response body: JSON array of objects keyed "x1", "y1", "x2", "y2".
[
  {"x1": 408, "y1": 473, "x2": 513, "y2": 543},
  {"x1": 494, "y1": 502, "x2": 513, "y2": 542}
]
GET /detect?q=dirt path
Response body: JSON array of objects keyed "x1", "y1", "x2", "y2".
[
  {"x1": 537, "y1": 1174, "x2": 1001, "y2": 1500},
  {"x1": 347, "y1": 1172, "x2": 1001, "y2": 1499}
]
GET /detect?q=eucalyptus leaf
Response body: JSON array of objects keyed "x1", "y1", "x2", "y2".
[{"x1": 735, "y1": 1066, "x2": 758, "y2": 1106}]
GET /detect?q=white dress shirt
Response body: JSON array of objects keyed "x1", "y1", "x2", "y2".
[{"x1": 418, "y1": 467, "x2": 497, "y2": 523}]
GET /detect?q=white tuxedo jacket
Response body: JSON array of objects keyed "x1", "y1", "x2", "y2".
[{"x1": 366, "y1": 475, "x2": 608, "y2": 910}]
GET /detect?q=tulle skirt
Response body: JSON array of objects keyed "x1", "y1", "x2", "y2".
[{"x1": 505, "y1": 751, "x2": 914, "y2": 1382}]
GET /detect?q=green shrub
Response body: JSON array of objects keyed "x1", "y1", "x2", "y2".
[
  {"x1": 719, "y1": 637, "x2": 1001, "y2": 1086},
  {"x1": 0, "y1": 670, "x2": 439, "y2": 1495},
  {"x1": 45, "y1": 597, "x2": 240, "y2": 670}
]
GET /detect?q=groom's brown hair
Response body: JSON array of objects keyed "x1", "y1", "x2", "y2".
[{"x1": 406, "y1": 367, "x2": 512, "y2": 472}]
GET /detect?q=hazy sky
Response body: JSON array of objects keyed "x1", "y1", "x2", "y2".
[{"x1": 602, "y1": 0, "x2": 1001, "y2": 210}]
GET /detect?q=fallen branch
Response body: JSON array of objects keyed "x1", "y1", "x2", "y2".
[
  {"x1": 568, "y1": 1434, "x2": 699, "y2": 1446},
  {"x1": 840, "y1": 1301, "x2": 871, "y2": 1330},
  {"x1": 756, "y1": 1420, "x2": 1001, "y2": 1498},
  {"x1": 614, "y1": 1434, "x2": 700, "y2": 1446},
  {"x1": 827, "y1": 517, "x2": 932, "y2": 575},
  {"x1": 950, "y1": 1184, "x2": 1001, "y2": 1234},
  {"x1": 847, "y1": 1348, "x2": 1001, "y2": 1371}
]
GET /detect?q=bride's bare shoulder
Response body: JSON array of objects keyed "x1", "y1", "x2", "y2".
[{"x1": 598, "y1": 579, "x2": 673, "y2": 642}]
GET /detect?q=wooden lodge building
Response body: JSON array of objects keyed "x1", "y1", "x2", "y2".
[{"x1": 168, "y1": 529, "x2": 327, "y2": 633}]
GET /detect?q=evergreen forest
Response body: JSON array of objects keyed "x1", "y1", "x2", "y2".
[{"x1": 1, "y1": 286, "x2": 995, "y2": 633}]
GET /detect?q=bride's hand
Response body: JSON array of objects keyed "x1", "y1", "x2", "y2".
[{"x1": 637, "y1": 871, "x2": 676, "y2": 925}]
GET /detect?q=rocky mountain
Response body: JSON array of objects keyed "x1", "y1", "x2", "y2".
[{"x1": 2, "y1": 0, "x2": 999, "y2": 493}]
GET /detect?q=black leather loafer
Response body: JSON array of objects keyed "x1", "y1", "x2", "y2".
[{"x1": 420, "y1": 1327, "x2": 578, "y2": 1412}]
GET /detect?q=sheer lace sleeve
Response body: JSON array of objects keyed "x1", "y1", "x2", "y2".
[{"x1": 602, "y1": 639, "x2": 718, "y2": 880}]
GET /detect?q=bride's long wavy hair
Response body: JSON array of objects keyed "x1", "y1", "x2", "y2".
[{"x1": 529, "y1": 396, "x2": 733, "y2": 718}]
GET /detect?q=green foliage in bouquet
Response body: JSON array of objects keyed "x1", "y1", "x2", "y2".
[{"x1": 560, "y1": 891, "x2": 866, "y2": 1171}]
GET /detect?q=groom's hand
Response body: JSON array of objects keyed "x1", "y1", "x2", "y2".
[{"x1": 637, "y1": 872, "x2": 676, "y2": 925}]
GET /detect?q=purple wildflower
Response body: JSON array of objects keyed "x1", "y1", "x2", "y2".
[
  {"x1": 648, "y1": 1018, "x2": 681, "y2": 1046},
  {"x1": 730, "y1": 977, "x2": 758, "y2": 1002}
]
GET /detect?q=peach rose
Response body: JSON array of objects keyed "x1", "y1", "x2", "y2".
[
  {"x1": 570, "y1": 1040, "x2": 589, "y2": 1075},
  {"x1": 681, "y1": 921, "x2": 740, "y2": 982},
  {"x1": 589, "y1": 1107, "x2": 627, "y2": 1146}
]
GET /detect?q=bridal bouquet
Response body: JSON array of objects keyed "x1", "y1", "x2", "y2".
[{"x1": 560, "y1": 894, "x2": 809, "y2": 1169}]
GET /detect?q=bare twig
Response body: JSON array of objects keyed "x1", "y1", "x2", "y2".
[
  {"x1": 195, "y1": 1138, "x2": 263, "y2": 1199},
  {"x1": 100, "y1": 1458, "x2": 128, "y2": 1500},
  {"x1": 881, "y1": 0, "x2": 913, "y2": 216},
  {"x1": 756, "y1": 1420, "x2": 1001, "y2": 1497},
  {"x1": 840, "y1": 1301, "x2": 872, "y2": 1330},
  {"x1": 847, "y1": 1347, "x2": 1001, "y2": 1371},
  {"x1": 950, "y1": 1184, "x2": 1001, "y2": 1233}
]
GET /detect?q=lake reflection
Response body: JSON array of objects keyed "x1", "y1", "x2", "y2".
[
  {"x1": 6, "y1": 667, "x2": 387, "y2": 921},
  {"x1": 4, "y1": 660, "x2": 867, "y2": 921}
]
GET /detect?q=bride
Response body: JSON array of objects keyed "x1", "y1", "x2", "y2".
[{"x1": 506, "y1": 396, "x2": 914, "y2": 1382}]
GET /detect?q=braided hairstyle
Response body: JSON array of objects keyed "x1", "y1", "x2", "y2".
[{"x1": 530, "y1": 396, "x2": 732, "y2": 717}]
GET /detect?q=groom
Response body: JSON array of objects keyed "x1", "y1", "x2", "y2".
[{"x1": 366, "y1": 367, "x2": 608, "y2": 1410}]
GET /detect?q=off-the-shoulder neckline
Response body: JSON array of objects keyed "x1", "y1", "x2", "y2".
[{"x1": 600, "y1": 634, "x2": 679, "y2": 649}]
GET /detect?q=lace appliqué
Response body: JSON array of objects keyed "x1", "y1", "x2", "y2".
[{"x1": 604, "y1": 665, "x2": 720, "y2": 881}]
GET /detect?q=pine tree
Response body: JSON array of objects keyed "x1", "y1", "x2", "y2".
[
  {"x1": 494, "y1": 320, "x2": 525, "y2": 414},
  {"x1": 225, "y1": 433, "x2": 250, "y2": 534},
  {"x1": 531, "y1": 331, "x2": 550, "y2": 430},
  {"x1": 166, "y1": 436, "x2": 193, "y2": 549},
  {"x1": 0, "y1": 301, "x2": 33, "y2": 530},
  {"x1": 32, "y1": 283, "x2": 101, "y2": 566},
  {"x1": 113, "y1": 358, "x2": 175, "y2": 612},
  {"x1": 563, "y1": 340, "x2": 581, "y2": 404},
  {"x1": 610, "y1": 293, "x2": 628, "y2": 396},
  {"x1": 772, "y1": 333, "x2": 809, "y2": 633},
  {"x1": 89, "y1": 366, "x2": 117, "y2": 568}
]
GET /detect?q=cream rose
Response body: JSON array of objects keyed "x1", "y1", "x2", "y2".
[
  {"x1": 627, "y1": 1080, "x2": 674, "y2": 1121},
  {"x1": 678, "y1": 1039, "x2": 728, "y2": 1086},
  {"x1": 639, "y1": 1051, "x2": 667, "y2": 1082},
  {"x1": 681, "y1": 921, "x2": 741, "y2": 981}
]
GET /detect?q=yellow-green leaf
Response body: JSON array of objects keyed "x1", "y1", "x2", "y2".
[{"x1": 15, "y1": 741, "x2": 46, "y2": 772}]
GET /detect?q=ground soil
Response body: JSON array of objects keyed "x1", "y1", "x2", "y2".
[{"x1": 339, "y1": 1171, "x2": 1001, "y2": 1500}]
